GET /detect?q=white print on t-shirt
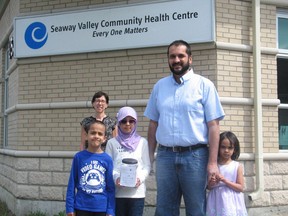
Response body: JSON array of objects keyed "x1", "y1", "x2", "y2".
[{"x1": 80, "y1": 160, "x2": 106, "y2": 194}]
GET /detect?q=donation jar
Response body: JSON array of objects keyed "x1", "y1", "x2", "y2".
[{"x1": 120, "y1": 158, "x2": 138, "y2": 187}]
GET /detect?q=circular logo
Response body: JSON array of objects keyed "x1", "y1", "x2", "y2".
[{"x1": 25, "y1": 22, "x2": 48, "y2": 49}]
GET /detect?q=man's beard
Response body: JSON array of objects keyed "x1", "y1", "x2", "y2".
[{"x1": 169, "y1": 61, "x2": 190, "y2": 76}]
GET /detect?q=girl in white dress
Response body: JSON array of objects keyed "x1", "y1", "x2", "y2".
[{"x1": 206, "y1": 131, "x2": 248, "y2": 216}]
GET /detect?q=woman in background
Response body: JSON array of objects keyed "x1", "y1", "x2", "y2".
[{"x1": 80, "y1": 91, "x2": 117, "y2": 151}]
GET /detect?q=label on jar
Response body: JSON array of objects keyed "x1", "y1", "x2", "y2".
[{"x1": 120, "y1": 158, "x2": 138, "y2": 187}]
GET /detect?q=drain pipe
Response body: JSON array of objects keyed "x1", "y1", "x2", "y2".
[{"x1": 248, "y1": 0, "x2": 264, "y2": 201}]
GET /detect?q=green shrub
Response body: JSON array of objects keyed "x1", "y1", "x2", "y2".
[
  {"x1": 0, "y1": 200, "x2": 65, "y2": 216},
  {"x1": 0, "y1": 200, "x2": 15, "y2": 216},
  {"x1": 25, "y1": 210, "x2": 66, "y2": 216},
  {"x1": 25, "y1": 211, "x2": 47, "y2": 216},
  {"x1": 54, "y1": 211, "x2": 66, "y2": 216}
]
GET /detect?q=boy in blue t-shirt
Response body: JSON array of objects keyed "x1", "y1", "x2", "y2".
[{"x1": 66, "y1": 119, "x2": 115, "y2": 216}]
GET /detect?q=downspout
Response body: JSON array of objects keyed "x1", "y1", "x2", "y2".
[{"x1": 248, "y1": 0, "x2": 264, "y2": 200}]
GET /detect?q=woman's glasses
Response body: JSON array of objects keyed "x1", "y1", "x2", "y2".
[
  {"x1": 95, "y1": 99, "x2": 106, "y2": 104},
  {"x1": 120, "y1": 119, "x2": 136, "y2": 124}
]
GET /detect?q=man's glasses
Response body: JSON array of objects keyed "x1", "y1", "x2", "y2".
[{"x1": 120, "y1": 119, "x2": 136, "y2": 124}]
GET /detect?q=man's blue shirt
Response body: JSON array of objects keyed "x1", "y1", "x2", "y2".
[{"x1": 144, "y1": 69, "x2": 225, "y2": 146}]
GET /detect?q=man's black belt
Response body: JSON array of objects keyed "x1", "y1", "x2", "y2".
[{"x1": 158, "y1": 144, "x2": 207, "y2": 153}]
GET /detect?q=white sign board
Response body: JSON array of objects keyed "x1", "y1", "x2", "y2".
[{"x1": 14, "y1": 0, "x2": 215, "y2": 58}]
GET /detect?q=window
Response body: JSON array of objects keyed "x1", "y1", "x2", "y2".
[
  {"x1": 277, "y1": 11, "x2": 288, "y2": 52},
  {"x1": 277, "y1": 58, "x2": 288, "y2": 103},
  {"x1": 277, "y1": 58, "x2": 288, "y2": 149},
  {"x1": 277, "y1": 11, "x2": 288, "y2": 149},
  {"x1": 278, "y1": 18, "x2": 288, "y2": 50}
]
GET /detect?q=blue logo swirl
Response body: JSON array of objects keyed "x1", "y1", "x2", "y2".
[{"x1": 25, "y1": 22, "x2": 48, "y2": 49}]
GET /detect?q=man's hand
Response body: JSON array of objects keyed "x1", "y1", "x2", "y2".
[
  {"x1": 206, "y1": 120, "x2": 220, "y2": 183},
  {"x1": 207, "y1": 162, "x2": 219, "y2": 183},
  {"x1": 207, "y1": 173, "x2": 219, "y2": 189}
]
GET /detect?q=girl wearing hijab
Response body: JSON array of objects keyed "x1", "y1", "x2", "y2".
[{"x1": 105, "y1": 106, "x2": 151, "y2": 216}]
